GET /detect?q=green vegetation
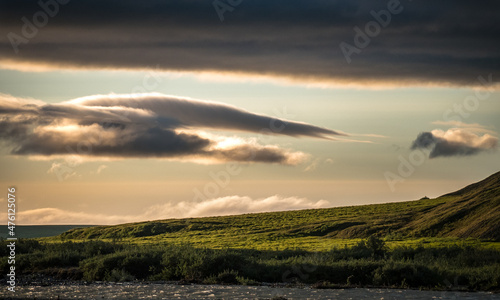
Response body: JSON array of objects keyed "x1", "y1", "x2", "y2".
[
  {"x1": 3, "y1": 171, "x2": 499, "y2": 291},
  {"x1": 49, "y1": 171, "x2": 500, "y2": 251},
  {"x1": 1, "y1": 238, "x2": 499, "y2": 291}
]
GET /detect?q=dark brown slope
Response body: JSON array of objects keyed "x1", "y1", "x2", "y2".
[{"x1": 403, "y1": 171, "x2": 500, "y2": 240}]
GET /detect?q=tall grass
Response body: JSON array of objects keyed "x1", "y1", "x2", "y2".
[{"x1": 1, "y1": 237, "x2": 499, "y2": 291}]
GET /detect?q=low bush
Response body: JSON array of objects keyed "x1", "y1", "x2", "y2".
[{"x1": 4, "y1": 238, "x2": 499, "y2": 291}]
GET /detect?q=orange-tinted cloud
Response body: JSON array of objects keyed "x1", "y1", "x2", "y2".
[
  {"x1": 411, "y1": 127, "x2": 498, "y2": 158},
  {"x1": 0, "y1": 93, "x2": 345, "y2": 164}
]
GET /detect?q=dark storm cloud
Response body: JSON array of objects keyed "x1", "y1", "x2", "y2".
[
  {"x1": 411, "y1": 130, "x2": 498, "y2": 159},
  {"x1": 411, "y1": 132, "x2": 437, "y2": 150},
  {"x1": 71, "y1": 94, "x2": 344, "y2": 138},
  {"x1": 0, "y1": 0, "x2": 499, "y2": 86},
  {"x1": 0, "y1": 93, "x2": 344, "y2": 164}
]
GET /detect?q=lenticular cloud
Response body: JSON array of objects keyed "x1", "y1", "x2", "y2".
[{"x1": 0, "y1": 93, "x2": 345, "y2": 164}]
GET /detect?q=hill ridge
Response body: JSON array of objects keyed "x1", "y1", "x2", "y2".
[
  {"x1": 441, "y1": 171, "x2": 500, "y2": 197},
  {"x1": 58, "y1": 171, "x2": 500, "y2": 245}
]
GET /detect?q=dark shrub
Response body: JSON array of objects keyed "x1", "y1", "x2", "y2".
[
  {"x1": 215, "y1": 269, "x2": 239, "y2": 284},
  {"x1": 373, "y1": 261, "x2": 442, "y2": 288},
  {"x1": 81, "y1": 249, "x2": 163, "y2": 281}
]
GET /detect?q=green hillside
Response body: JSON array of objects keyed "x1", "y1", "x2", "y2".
[
  {"x1": 6, "y1": 171, "x2": 500, "y2": 290},
  {"x1": 56, "y1": 171, "x2": 500, "y2": 249}
]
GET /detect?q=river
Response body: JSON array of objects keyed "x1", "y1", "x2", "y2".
[{"x1": 2, "y1": 283, "x2": 499, "y2": 299}]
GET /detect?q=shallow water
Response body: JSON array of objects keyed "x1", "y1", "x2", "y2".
[{"x1": 2, "y1": 283, "x2": 499, "y2": 300}]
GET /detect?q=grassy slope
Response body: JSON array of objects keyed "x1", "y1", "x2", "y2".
[{"x1": 53, "y1": 171, "x2": 500, "y2": 250}]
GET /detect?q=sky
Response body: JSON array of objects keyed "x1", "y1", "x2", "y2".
[{"x1": 0, "y1": 0, "x2": 499, "y2": 225}]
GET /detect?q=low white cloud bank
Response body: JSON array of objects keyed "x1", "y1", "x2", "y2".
[{"x1": 2, "y1": 195, "x2": 331, "y2": 225}]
